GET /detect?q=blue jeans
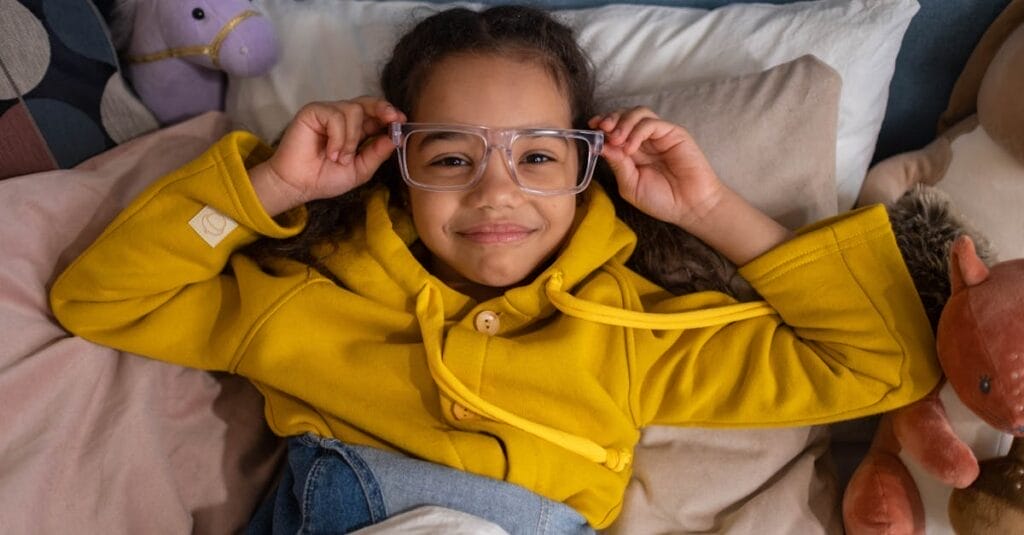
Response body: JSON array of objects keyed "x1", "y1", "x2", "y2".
[{"x1": 248, "y1": 434, "x2": 594, "y2": 535}]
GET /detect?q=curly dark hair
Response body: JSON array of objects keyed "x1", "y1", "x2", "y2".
[{"x1": 244, "y1": 4, "x2": 747, "y2": 298}]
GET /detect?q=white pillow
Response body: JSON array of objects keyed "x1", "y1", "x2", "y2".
[{"x1": 228, "y1": 0, "x2": 918, "y2": 210}]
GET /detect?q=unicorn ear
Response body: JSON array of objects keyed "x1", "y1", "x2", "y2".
[{"x1": 949, "y1": 235, "x2": 990, "y2": 293}]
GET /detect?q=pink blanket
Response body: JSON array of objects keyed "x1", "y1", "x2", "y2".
[{"x1": 0, "y1": 113, "x2": 281, "y2": 533}]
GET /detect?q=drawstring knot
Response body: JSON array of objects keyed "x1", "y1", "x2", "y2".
[{"x1": 603, "y1": 448, "x2": 633, "y2": 472}]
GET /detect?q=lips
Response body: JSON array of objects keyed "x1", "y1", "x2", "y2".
[{"x1": 456, "y1": 223, "x2": 535, "y2": 243}]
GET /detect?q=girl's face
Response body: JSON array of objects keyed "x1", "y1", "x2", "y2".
[{"x1": 407, "y1": 54, "x2": 578, "y2": 296}]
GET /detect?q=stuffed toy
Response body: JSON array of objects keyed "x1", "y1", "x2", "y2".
[
  {"x1": 109, "y1": 0, "x2": 279, "y2": 125},
  {"x1": 842, "y1": 2, "x2": 1024, "y2": 533}
]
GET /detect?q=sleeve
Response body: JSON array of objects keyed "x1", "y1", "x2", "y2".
[
  {"x1": 49, "y1": 131, "x2": 309, "y2": 372},
  {"x1": 633, "y1": 204, "x2": 942, "y2": 427}
]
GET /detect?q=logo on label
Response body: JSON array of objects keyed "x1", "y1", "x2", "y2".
[{"x1": 189, "y1": 205, "x2": 238, "y2": 247}]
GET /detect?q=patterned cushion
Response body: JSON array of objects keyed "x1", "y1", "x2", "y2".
[{"x1": 0, "y1": 0, "x2": 157, "y2": 179}]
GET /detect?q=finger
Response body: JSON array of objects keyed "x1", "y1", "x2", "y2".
[
  {"x1": 600, "y1": 145, "x2": 638, "y2": 200},
  {"x1": 611, "y1": 107, "x2": 659, "y2": 148},
  {"x1": 288, "y1": 103, "x2": 343, "y2": 161},
  {"x1": 332, "y1": 102, "x2": 367, "y2": 165},
  {"x1": 593, "y1": 110, "x2": 623, "y2": 136},
  {"x1": 372, "y1": 100, "x2": 406, "y2": 130},
  {"x1": 352, "y1": 135, "x2": 397, "y2": 184},
  {"x1": 347, "y1": 97, "x2": 405, "y2": 131},
  {"x1": 587, "y1": 113, "x2": 607, "y2": 129},
  {"x1": 595, "y1": 107, "x2": 656, "y2": 146},
  {"x1": 321, "y1": 106, "x2": 351, "y2": 163},
  {"x1": 622, "y1": 117, "x2": 682, "y2": 156}
]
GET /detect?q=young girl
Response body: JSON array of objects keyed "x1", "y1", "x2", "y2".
[{"x1": 50, "y1": 5, "x2": 940, "y2": 534}]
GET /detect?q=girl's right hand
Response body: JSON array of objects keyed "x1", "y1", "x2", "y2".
[{"x1": 250, "y1": 98, "x2": 406, "y2": 216}]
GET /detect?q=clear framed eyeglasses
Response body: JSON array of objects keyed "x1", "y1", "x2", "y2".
[{"x1": 389, "y1": 122, "x2": 604, "y2": 196}]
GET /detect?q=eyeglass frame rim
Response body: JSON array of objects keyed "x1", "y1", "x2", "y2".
[{"x1": 388, "y1": 122, "x2": 605, "y2": 196}]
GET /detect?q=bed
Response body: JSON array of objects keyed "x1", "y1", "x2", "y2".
[{"x1": 0, "y1": 0, "x2": 1013, "y2": 532}]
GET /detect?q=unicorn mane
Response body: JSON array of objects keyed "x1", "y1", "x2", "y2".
[{"x1": 108, "y1": 0, "x2": 141, "y2": 52}]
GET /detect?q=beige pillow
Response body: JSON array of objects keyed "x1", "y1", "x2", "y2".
[
  {"x1": 602, "y1": 54, "x2": 840, "y2": 229},
  {"x1": 602, "y1": 55, "x2": 844, "y2": 534}
]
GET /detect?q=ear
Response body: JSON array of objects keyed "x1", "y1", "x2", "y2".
[{"x1": 949, "y1": 235, "x2": 990, "y2": 292}]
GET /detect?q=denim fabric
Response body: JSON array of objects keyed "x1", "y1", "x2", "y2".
[
  {"x1": 248, "y1": 435, "x2": 388, "y2": 534},
  {"x1": 249, "y1": 434, "x2": 594, "y2": 535}
]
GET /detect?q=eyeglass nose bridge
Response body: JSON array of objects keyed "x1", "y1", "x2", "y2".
[{"x1": 477, "y1": 128, "x2": 523, "y2": 188}]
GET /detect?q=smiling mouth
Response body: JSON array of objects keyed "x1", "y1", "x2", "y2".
[{"x1": 456, "y1": 224, "x2": 535, "y2": 244}]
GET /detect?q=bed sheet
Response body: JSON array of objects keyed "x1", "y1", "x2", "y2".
[{"x1": 0, "y1": 112, "x2": 282, "y2": 534}]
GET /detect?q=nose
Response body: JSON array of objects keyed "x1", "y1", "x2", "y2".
[{"x1": 469, "y1": 149, "x2": 522, "y2": 207}]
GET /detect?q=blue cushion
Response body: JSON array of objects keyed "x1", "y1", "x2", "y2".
[{"x1": 0, "y1": 0, "x2": 157, "y2": 179}]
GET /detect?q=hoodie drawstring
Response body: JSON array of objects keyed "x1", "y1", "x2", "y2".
[
  {"x1": 414, "y1": 271, "x2": 778, "y2": 472},
  {"x1": 544, "y1": 271, "x2": 777, "y2": 329}
]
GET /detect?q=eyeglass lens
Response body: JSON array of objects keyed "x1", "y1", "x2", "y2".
[{"x1": 403, "y1": 130, "x2": 587, "y2": 192}]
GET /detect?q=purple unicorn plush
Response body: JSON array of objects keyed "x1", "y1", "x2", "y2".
[{"x1": 111, "y1": 0, "x2": 279, "y2": 125}]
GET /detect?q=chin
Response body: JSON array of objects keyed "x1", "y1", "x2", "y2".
[
  {"x1": 461, "y1": 260, "x2": 538, "y2": 288},
  {"x1": 470, "y1": 271, "x2": 530, "y2": 289}
]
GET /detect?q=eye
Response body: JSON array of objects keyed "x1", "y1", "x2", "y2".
[
  {"x1": 430, "y1": 156, "x2": 470, "y2": 167},
  {"x1": 521, "y1": 152, "x2": 555, "y2": 165},
  {"x1": 980, "y1": 375, "x2": 992, "y2": 394},
  {"x1": 191, "y1": 8, "x2": 205, "y2": 20}
]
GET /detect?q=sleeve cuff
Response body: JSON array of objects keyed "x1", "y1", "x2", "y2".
[{"x1": 210, "y1": 131, "x2": 307, "y2": 240}]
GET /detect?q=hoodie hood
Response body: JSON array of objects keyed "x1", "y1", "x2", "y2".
[{"x1": 327, "y1": 182, "x2": 638, "y2": 316}]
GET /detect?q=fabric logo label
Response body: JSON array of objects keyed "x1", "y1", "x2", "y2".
[{"x1": 189, "y1": 205, "x2": 238, "y2": 247}]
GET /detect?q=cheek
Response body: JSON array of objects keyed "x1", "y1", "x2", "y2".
[
  {"x1": 542, "y1": 198, "x2": 577, "y2": 235},
  {"x1": 409, "y1": 191, "x2": 456, "y2": 242}
]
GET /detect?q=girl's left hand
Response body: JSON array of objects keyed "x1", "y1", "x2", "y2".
[{"x1": 589, "y1": 107, "x2": 723, "y2": 229}]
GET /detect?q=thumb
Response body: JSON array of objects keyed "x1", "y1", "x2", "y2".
[
  {"x1": 353, "y1": 135, "x2": 397, "y2": 184},
  {"x1": 602, "y1": 148, "x2": 638, "y2": 199}
]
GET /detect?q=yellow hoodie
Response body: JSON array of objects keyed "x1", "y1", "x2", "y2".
[{"x1": 50, "y1": 132, "x2": 940, "y2": 528}]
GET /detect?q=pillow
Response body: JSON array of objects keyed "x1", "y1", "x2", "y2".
[
  {"x1": 0, "y1": 0, "x2": 158, "y2": 180},
  {"x1": 603, "y1": 54, "x2": 840, "y2": 228},
  {"x1": 227, "y1": 0, "x2": 918, "y2": 209},
  {"x1": 412, "y1": 0, "x2": 1011, "y2": 166}
]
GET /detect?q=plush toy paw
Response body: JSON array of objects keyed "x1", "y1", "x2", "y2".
[
  {"x1": 892, "y1": 392, "x2": 980, "y2": 488},
  {"x1": 843, "y1": 446, "x2": 924, "y2": 535}
]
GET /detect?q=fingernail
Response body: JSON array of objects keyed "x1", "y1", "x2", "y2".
[
  {"x1": 612, "y1": 128, "x2": 622, "y2": 138},
  {"x1": 329, "y1": 151, "x2": 340, "y2": 162},
  {"x1": 339, "y1": 154, "x2": 353, "y2": 165}
]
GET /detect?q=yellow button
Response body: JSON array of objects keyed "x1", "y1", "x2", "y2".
[
  {"x1": 451, "y1": 403, "x2": 480, "y2": 421},
  {"x1": 474, "y1": 310, "x2": 500, "y2": 335}
]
